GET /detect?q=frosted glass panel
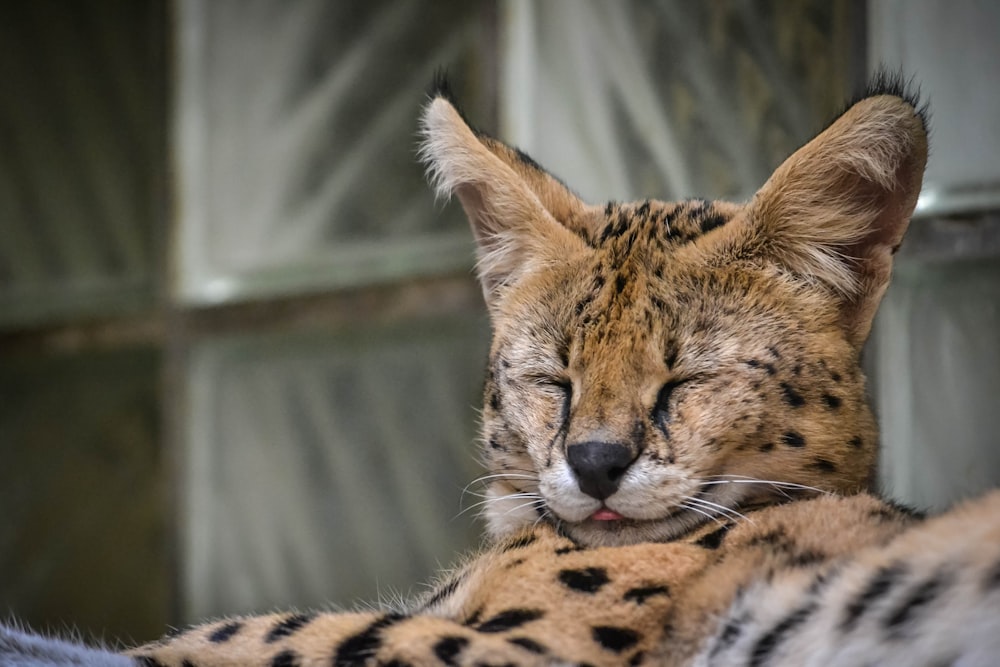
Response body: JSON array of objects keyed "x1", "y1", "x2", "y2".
[
  {"x1": 0, "y1": 348, "x2": 168, "y2": 642},
  {"x1": 503, "y1": 0, "x2": 857, "y2": 203},
  {"x1": 175, "y1": 0, "x2": 491, "y2": 304},
  {"x1": 182, "y1": 316, "x2": 489, "y2": 620},
  {"x1": 0, "y1": 1, "x2": 166, "y2": 327},
  {"x1": 873, "y1": 255, "x2": 1000, "y2": 511}
]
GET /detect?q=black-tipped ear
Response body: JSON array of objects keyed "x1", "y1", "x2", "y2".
[
  {"x1": 730, "y1": 83, "x2": 928, "y2": 346},
  {"x1": 419, "y1": 94, "x2": 590, "y2": 309}
]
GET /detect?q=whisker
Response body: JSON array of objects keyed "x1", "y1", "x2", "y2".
[
  {"x1": 455, "y1": 493, "x2": 541, "y2": 518},
  {"x1": 684, "y1": 496, "x2": 744, "y2": 523},
  {"x1": 680, "y1": 502, "x2": 728, "y2": 528},
  {"x1": 501, "y1": 497, "x2": 547, "y2": 518},
  {"x1": 684, "y1": 495, "x2": 754, "y2": 524},
  {"x1": 530, "y1": 506, "x2": 552, "y2": 530},
  {"x1": 696, "y1": 479, "x2": 791, "y2": 500},
  {"x1": 698, "y1": 476, "x2": 827, "y2": 496},
  {"x1": 464, "y1": 472, "x2": 537, "y2": 487}
]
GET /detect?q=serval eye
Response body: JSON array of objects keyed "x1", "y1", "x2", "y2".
[
  {"x1": 548, "y1": 378, "x2": 572, "y2": 397},
  {"x1": 654, "y1": 380, "x2": 686, "y2": 430}
]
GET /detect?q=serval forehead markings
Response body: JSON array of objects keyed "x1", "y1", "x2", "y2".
[
  {"x1": 592, "y1": 198, "x2": 733, "y2": 249},
  {"x1": 571, "y1": 198, "x2": 739, "y2": 354}
]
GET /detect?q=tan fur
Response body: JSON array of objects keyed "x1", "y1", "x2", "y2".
[
  {"x1": 118, "y1": 87, "x2": 1000, "y2": 667},
  {"x1": 453, "y1": 92, "x2": 926, "y2": 547}
]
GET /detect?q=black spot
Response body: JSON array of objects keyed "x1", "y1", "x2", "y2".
[
  {"x1": 136, "y1": 657, "x2": 167, "y2": 667},
  {"x1": 208, "y1": 621, "x2": 242, "y2": 643},
  {"x1": 767, "y1": 346, "x2": 781, "y2": 359},
  {"x1": 788, "y1": 549, "x2": 828, "y2": 568},
  {"x1": 615, "y1": 274, "x2": 627, "y2": 294},
  {"x1": 489, "y1": 389, "x2": 501, "y2": 411},
  {"x1": 823, "y1": 393, "x2": 842, "y2": 409},
  {"x1": 462, "y1": 607, "x2": 483, "y2": 626},
  {"x1": 759, "y1": 442, "x2": 775, "y2": 452},
  {"x1": 381, "y1": 661, "x2": 413, "y2": 667},
  {"x1": 559, "y1": 567, "x2": 610, "y2": 593},
  {"x1": 749, "y1": 603, "x2": 817, "y2": 667},
  {"x1": 695, "y1": 523, "x2": 732, "y2": 550},
  {"x1": 507, "y1": 637, "x2": 547, "y2": 654},
  {"x1": 884, "y1": 571, "x2": 952, "y2": 635},
  {"x1": 747, "y1": 529, "x2": 787, "y2": 549},
  {"x1": 849, "y1": 436, "x2": 863, "y2": 449},
  {"x1": 623, "y1": 585, "x2": 670, "y2": 604},
  {"x1": 270, "y1": 649, "x2": 301, "y2": 667},
  {"x1": 423, "y1": 573, "x2": 465, "y2": 610},
  {"x1": 334, "y1": 613, "x2": 406, "y2": 666},
  {"x1": 600, "y1": 218, "x2": 629, "y2": 243},
  {"x1": 182, "y1": 660, "x2": 196, "y2": 667},
  {"x1": 476, "y1": 609, "x2": 544, "y2": 633},
  {"x1": 984, "y1": 558, "x2": 1000, "y2": 591},
  {"x1": 811, "y1": 458, "x2": 838, "y2": 473},
  {"x1": 266, "y1": 613, "x2": 314, "y2": 643},
  {"x1": 763, "y1": 362, "x2": 777, "y2": 376},
  {"x1": 555, "y1": 545, "x2": 586, "y2": 555},
  {"x1": 841, "y1": 563, "x2": 907, "y2": 632},
  {"x1": 502, "y1": 532, "x2": 537, "y2": 551},
  {"x1": 700, "y1": 213, "x2": 727, "y2": 233},
  {"x1": 780, "y1": 382, "x2": 806, "y2": 407},
  {"x1": 664, "y1": 344, "x2": 679, "y2": 370},
  {"x1": 433, "y1": 636, "x2": 469, "y2": 666},
  {"x1": 709, "y1": 616, "x2": 745, "y2": 657},
  {"x1": 592, "y1": 626, "x2": 641, "y2": 653},
  {"x1": 628, "y1": 651, "x2": 646, "y2": 666},
  {"x1": 782, "y1": 431, "x2": 806, "y2": 448}
]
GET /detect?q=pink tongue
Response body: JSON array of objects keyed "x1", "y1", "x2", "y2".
[{"x1": 591, "y1": 508, "x2": 625, "y2": 521}]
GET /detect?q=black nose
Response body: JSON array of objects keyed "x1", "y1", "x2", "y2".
[{"x1": 566, "y1": 441, "x2": 635, "y2": 500}]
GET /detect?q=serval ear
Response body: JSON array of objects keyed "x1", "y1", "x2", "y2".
[
  {"x1": 419, "y1": 83, "x2": 590, "y2": 309},
  {"x1": 729, "y1": 75, "x2": 928, "y2": 347}
]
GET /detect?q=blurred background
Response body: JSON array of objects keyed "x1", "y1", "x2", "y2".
[{"x1": 1, "y1": 0, "x2": 997, "y2": 646}]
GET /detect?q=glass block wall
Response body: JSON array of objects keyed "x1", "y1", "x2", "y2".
[
  {"x1": 0, "y1": 0, "x2": 166, "y2": 327},
  {"x1": 0, "y1": 348, "x2": 169, "y2": 642},
  {"x1": 1, "y1": 0, "x2": 497, "y2": 643},
  {"x1": 502, "y1": 0, "x2": 859, "y2": 204},
  {"x1": 174, "y1": 0, "x2": 491, "y2": 303},
  {"x1": 181, "y1": 316, "x2": 489, "y2": 620}
]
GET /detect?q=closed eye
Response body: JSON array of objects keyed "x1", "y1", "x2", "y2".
[
  {"x1": 547, "y1": 379, "x2": 573, "y2": 426},
  {"x1": 654, "y1": 379, "x2": 687, "y2": 433}
]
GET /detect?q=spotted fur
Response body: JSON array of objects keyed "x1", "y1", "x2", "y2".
[{"x1": 5, "y1": 75, "x2": 1000, "y2": 667}]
